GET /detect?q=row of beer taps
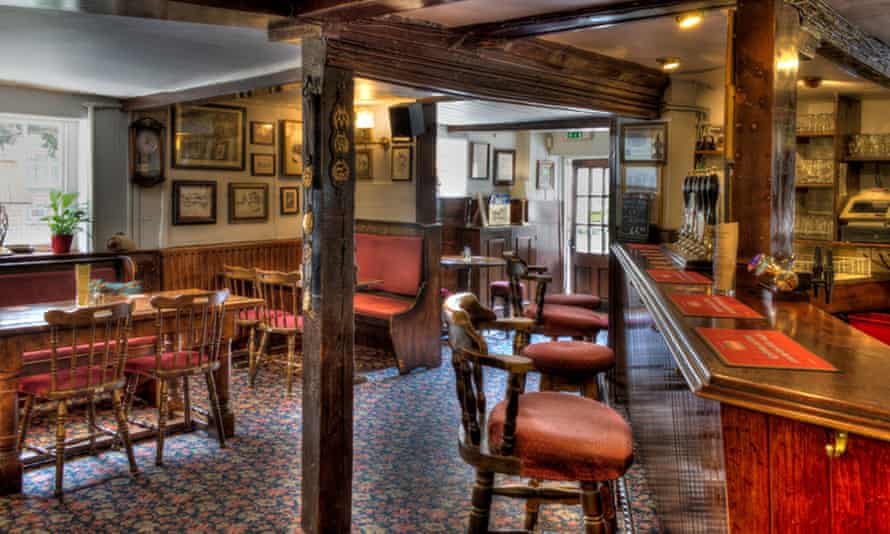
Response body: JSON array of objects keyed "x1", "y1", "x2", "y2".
[{"x1": 673, "y1": 171, "x2": 721, "y2": 260}]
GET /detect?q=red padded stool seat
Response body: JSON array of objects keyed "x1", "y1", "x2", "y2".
[
  {"x1": 524, "y1": 303, "x2": 608, "y2": 337},
  {"x1": 543, "y1": 293, "x2": 601, "y2": 311},
  {"x1": 521, "y1": 341, "x2": 614, "y2": 378},
  {"x1": 489, "y1": 392, "x2": 633, "y2": 481}
]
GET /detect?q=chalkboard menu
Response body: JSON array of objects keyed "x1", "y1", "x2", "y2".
[{"x1": 618, "y1": 194, "x2": 651, "y2": 243}]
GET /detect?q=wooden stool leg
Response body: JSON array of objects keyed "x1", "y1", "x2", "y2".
[
  {"x1": 183, "y1": 376, "x2": 192, "y2": 429},
  {"x1": 54, "y1": 400, "x2": 68, "y2": 498},
  {"x1": 112, "y1": 389, "x2": 138, "y2": 476},
  {"x1": 251, "y1": 330, "x2": 269, "y2": 388},
  {"x1": 601, "y1": 480, "x2": 618, "y2": 534},
  {"x1": 285, "y1": 334, "x2": 297, "y2": 397},
  {"x1": 205, "y1": 371, "x2": 227, "y2": 449},
  {"x1": 468, "y1": 470, "x2": 495, "y2": 534},
  {"x1": 17, "y1": 395, "x2": 33, "y2": 454},
  {"x1": 156, "y1": 379, "x2": 169, "y2": 466},
  {"x1": 87, "y1": 395, "x2": 97, "y2": 453},
  {"x1": 581, "y1": 375, "x2": 600, "y2": 400},
  {"x1": 581, "y1": 481, "x2": 606, "y2": 534},
  {"x1": 540, "y1": 374, "x2": 553, "y2": 393},
  {"x1": 524, "y1": 479, "x2": 541, "y2": 531}
]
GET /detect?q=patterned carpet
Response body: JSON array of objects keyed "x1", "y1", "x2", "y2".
[{"x1": 0, "y1": 335, "x2": 660, "y2": 533}]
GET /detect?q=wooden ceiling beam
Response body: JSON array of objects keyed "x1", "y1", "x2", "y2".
[
  {"x1": 446, "y1": 117, "x2": 612, "y2": 133},
  {"x1": 454, "y1": 0, "x2": 736, "y2": 44},
  {"x1": 292, "y1": 0, "x2": 464, "y2": 22}
]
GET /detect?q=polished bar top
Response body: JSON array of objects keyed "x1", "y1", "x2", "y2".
[{"x1": 614, "y1": 243, "x2": 890, "y2": 442}]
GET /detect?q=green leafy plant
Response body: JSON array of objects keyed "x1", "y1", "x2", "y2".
[{"x1": 41, "y1": 191, "x2": 89, "y2": 236}]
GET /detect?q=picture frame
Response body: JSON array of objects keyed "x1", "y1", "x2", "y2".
[
  {"x1": 621, "y1": 123, "x2": 667, "y2": 163},
  {"x1": 493, "y1": 149, "x2": 516, "y2": 186},
  {"x1": 250, "y1": 121, "x2": 275, "y2": 145},
  {"x1": 356, "y1": 149, "x2": 373, "y2": 180},
  {"x1": 279, "y1": 120, "x2": 303, "y2": 179},
  {"x1": 536, "y1": 160, "x2": 555, "y2": 190},
  {"x1": 623, "y1": 164, "x2": 659, "y2": 194},
  {"x1": 229, "y1": 182, "x2": 269, "y2": 224},
  {"x1": 171, "y1": 103, "x2": 246, "y2": 171},
  {"x1": 280, "y1": 186, "x2": 300, "y2": 216},
  {"x1": 469, "y1": 142, "x2": 489, "y2": 180},
  {"x1": 391, "y1": 145, "x2": 414, "y2": 182},
  {"x1": 172, "y1": 181, "x2": 217, "y2": 225},
  {"x1": 251, "y1": 153, "x2": 276, "y2": 176}
]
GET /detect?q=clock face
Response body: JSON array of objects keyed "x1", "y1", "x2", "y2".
[{"x1": 136, "y1": 129, "x2": 159, "y2": 155}]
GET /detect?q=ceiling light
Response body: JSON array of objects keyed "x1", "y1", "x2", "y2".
[
  {"x1": 657, "y1": 57, "x2": 681, "y2": 71},
  {"x1": 676, "y1": 11, "x2": 704, "y2": 29}
]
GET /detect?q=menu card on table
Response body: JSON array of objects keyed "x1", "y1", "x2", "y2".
[
  {"x1": 647, "y1": 269, "x2": 711, "y2": 285},
  {"x1": 670, "y1": 294, "x2": 763, "y2": 319},
  {"x1": 697, "y1": 327, "x2": 838, "y2": 371}
]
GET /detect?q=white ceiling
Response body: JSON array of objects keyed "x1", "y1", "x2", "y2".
[
  {"x1": 827, "y1": 0, "x2": 890, "y2": 46},
  {"x1": 437, "y1": 100, "x2": 607, "y2": 126},
  {"x1": 0, "y1": 6, "x2": 300, "y2": 98}
]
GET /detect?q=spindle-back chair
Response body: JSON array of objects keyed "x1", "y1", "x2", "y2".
[
  {"x1": 253, "y1": 269, "x2": 302, "y2": 396},
  {"x1": 223, "y1": 265, "x2": 260, "y2": 365}
]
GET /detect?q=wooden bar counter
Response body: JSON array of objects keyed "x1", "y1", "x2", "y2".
[{"x1": 610, "y1": 243, "x2": 890, "y2": 534}]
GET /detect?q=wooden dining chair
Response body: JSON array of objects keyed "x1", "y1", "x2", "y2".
[
  {"x1": 252, "y1": 270, "x2": 302, "y2": 396},
  {"x1": 123, "y1": 291, "x2": 228, "y2": 466},
  {"x1": 443, "y1": 293, "x2": 632, "y2": 534},
  {"x1": 17, "y1": 301, "x2": 139, "y2": 497},
  {"x1": 223, "y1": 265, "x2": 260, "y2": 365}
]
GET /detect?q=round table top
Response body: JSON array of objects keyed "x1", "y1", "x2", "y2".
[{"x1": 440, "y1": 255, "x2": 505, "y2": 268}]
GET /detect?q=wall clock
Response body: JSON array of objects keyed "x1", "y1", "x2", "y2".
[{"x1": 129, "y1": 117, "x2": 165, "y2": 187}]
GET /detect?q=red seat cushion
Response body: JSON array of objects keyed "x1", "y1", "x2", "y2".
[
  {"x1": 488, "y1": 392, "x2": 633, "y2": 482},
  {"x1": 544, "y1": 293, "x2": 602, "y2": 311},
  {"x1": 354, "y1": 293, "x2": 413, "y2": 320},
  {"x1": 19, "y1": 366, "x2": 115, "y2": 396},
  {"x1": 125, "y1": 351, "x2": 209, "y2": 374},
  {"x1": 490, "y1": 280, "x2": 525, "y2": 299},
  {"x1": 521, "y1": 341, "x2": 615, "y2": 377},
  {"x1": 356, "y1": 233, "x2": 423, "y2": 297},
  {"x1": 22, "y1": 336, "x2": 157, "y2": 364},
  {"x1": 523, "y1": 304, "x2": 608, "y2": 336},
  {"x1": 262, "y1": 310, "x2": 303, "y2": 330}
]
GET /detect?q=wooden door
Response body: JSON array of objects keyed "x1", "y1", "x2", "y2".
[{"x1": 571, "y1": 159, "x2": 610, "y2": 298}]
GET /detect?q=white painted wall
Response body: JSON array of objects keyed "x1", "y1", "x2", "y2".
[{"x1": 355, "y1": 103, "x2": 416, "y2": 222}]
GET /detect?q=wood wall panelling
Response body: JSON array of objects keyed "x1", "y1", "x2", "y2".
[
  {"x1": 527, "y1": 199, "x2": 561, "y2": 296},
  {"x1": 721, "y1": 405, "x2": 771, "y2": 534},
  {"x1": 160, "y1": 239, "x2": 301, "y2": 290},
  {"x1": 831, "y1": 432, "x2": 890, "y2": 533}
]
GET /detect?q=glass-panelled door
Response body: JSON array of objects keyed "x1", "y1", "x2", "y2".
[{"x1": 571, "y1": 159, "x2": 610, "y2": 297}]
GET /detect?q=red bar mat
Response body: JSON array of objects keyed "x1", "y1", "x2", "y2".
[
  {"x1": 647, "y1": 269, "x2": 711, "y2": 284},
  {"x1": 670, "y1": 294, "x2": 763, "y2": 319},
  {"x1": 697, "y1": 327, "x2": 838, "y2": 371},
  {"x1": 628, "y1": 243, "x2": 662, "y2": 250}
]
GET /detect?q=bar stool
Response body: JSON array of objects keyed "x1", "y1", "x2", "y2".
[
  {"x1": 252, "y1": 270, "x2": 302, "y2": 396},
  {"x1": 223, "y1": 265, "x2": 260, "y2": 365},
  {"x1": 123, "y1": 291, "x2": 228, "y2": 466},
  {"x1": 17, "y1": 301, "x2": 139, "y2": 497},
  {"x1": 444, "y1": 293, "x2": 632, "y2": 534}
]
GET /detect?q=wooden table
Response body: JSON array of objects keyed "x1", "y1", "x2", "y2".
[
  {"x1": 0, "y1": 289, "x2": 263, "y2": 495},
  {"x1": 440, "y1": 255, "x2": 505, "y2": 292}
]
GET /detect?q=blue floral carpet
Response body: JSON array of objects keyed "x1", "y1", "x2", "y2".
[{"x1": 0, "y1": 336, "x2": 660, "y2": 533}]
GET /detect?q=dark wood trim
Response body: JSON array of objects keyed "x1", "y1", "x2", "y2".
[
  {"x1": 293, "y1": 0, "x2": 462, "y2": 22},
  {"x1": 415, "y1": 104, "x2": 438, "y2": 223},
  {"x1": 175, "y1": 0, "x2": 296, "y2": 17},
  {"x1": 446, "y1": 117, "x2": 612, "y2": 133},
  {"x1": 456, "y1": 0, "x2": 736, "y2": 44}
]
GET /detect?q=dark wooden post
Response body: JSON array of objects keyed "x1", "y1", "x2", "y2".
[
  {"x1": 731, "y1": 0, "x2": 799, "y2": 260},
  {"x1": 415, "y1": 103, "x2": 438, "y2": 224},
  {"x1": 300, "y1": 36, "x2": 356, "y2": 534}
]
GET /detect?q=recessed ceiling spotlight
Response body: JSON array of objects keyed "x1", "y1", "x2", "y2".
[
  {"x1": 657, "y1": 57, "x2": 681, "y2": 71},
  {"x1": 800, "y1": 77, "x2": 823, "y2": 89},
  {"x1": 676, "y1": 11, "x2": 704, "y2": 29}
]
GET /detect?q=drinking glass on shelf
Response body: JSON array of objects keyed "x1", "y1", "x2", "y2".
[{"x1": 849, "y1": 135, "x2": 863, "y2": 158}]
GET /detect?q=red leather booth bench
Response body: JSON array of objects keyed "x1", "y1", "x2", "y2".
[{"x1": 354, "y1": 220, "x2": 442, "y2": 374}]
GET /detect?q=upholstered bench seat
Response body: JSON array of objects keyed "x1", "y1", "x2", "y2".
[
  {"x1": 22, "y1": 335, "x2": 157, "y2": 364},
  {"x1": 488, "y1": 392, "x2": 633, "y2": 482},
  {"x1": 543, "y1": 293, "x2": 601, "y2": 311},
  {"x1": 125, "y1": 351, "x2": 210, "y2": 373},
  {"x1": 521, "y1": 341, "x2": 614, "y2": 378},
  {"x1": 354, "y1": 293, "x2": 413, "y2": 320},
  {"x1": 523, "y1": 303, "x2": 608, "y2": 337}
]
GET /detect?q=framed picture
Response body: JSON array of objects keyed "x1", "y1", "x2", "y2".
[
  {"x1": 391, "y1": 145, "x2": 414, "y2": 182},
  {"x1": 280, "y1": 186, "x2": 300, "y2": 216},
  {"x1": 229, "y1": 183, "x2": 269, "y2": 224},
  {"x1": 251, "y1": 153, "x2": 275, "y2": 176},
  {"x1": 250, "y1": 121, "x2": 275, "y2": 145},
  {"x1": 493, "y1": 149, "x2": 516, "y2": 186},
  {"x1": 171, "y1": 103, "x2": 246, "y2": 170},
  {"x1": 621, "y1": 123, "x2": 667, "y2": 163},
  {"x1": 356, "y1": 149, "x2": 373, "y2": 180},
  {"x1": 172, "y1": 181, "x2": 217, "y2": 225},
  {"x1": 536, "y1": 160, "x2": 555, "y2": 190},
  {"x1": 279, "y1": 120, "x2": 303, "y2": 178},
  {"x1": 469, "y1": 142, "x2": 489, "y2": 180},
  {"x1": 623, "y1": 164, "x2": 659, "y2": 194}
]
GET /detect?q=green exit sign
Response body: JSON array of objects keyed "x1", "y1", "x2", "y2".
[{"x1": 566, "y1": 131, "x2": 584, "y2": 139}]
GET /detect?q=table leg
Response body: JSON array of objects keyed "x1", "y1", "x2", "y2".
[
  {"x1": 457, "y1": 267, "x2": 471, "y2": 293},
  {"x1": 209, "y1": 338, "x2": 235, "y2": 439},
  {"x1": 0, "y1": 338, "x2": 22, "y2": 495}
]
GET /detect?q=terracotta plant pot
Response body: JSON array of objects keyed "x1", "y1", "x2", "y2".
[{"x1": 51, "y1": 234, "x2": 74, "y2": 254}]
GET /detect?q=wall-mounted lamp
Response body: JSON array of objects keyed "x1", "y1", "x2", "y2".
[
  {"x1": 356, "y1": 109, "x2": 375, "y2": 143},
  {"x1": 657, "y1": 57, "x2": 681, "y2": 72},
  {"x1": 676, "y1": 11, "x2": 704, "y2": 29},
  {"x1": 776, "y1": 53, "x2": 799, "y2": 74}
]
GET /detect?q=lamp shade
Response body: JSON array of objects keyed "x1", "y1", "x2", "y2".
[{"x1": 355, "y1": 109, "x2": 375, "y2": 130}]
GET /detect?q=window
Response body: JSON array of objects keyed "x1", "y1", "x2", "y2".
[
  {"x1": 573, "y1": 161, "x2": 610, "y2": 255},
  {"x1": 0, "y1": 114, "x2": 83, "y2": 247}
]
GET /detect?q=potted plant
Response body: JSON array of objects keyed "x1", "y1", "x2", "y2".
[{"x1": 42, "y1": 191, "x2": 89, "y2": 254}]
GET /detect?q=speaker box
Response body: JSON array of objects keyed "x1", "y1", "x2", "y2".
[{"x1": 389, "y1": 103, "x2": 425, "y2": 138}]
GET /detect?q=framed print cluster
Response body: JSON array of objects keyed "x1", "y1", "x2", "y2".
[
  {"x1": 622, "y1": 123, "x2": 667, "y2": 163},
  {"x1": 172, "y1": 181, "x2": 217, "y2": 225},
  {"x1": 171, "y1": 104, "x2": 246, "y2": 170},
  {"x1": 279, "y1": 120, "x2": 303, "y2": 178},
  {"x1": 250, "y1": 121, "x2": 274, "y2": 145},
  {"x1": 391, "y1": 145, "x2": 414, "y2": 182},
  {"x1": 280, "y1": 186, "x2": 300, "y2": 215},
  {"x1": 493, "y1": 149, "x2": 516, "y2": 185},
  {"x1": 229, "y1": 183, "x2": 269, "y2": 223},
  {"x1": 356, "y1": 149, "x2": 373, "y2": 180},
  {"x1": 251, "y1": 153, "x2": 275, "y2": 176},
  {"x1": 469, "y1": 142, "x2": 489, "y2": 180},
  {"x1": 536, "y1": 160, "x2": 555, "y2": 190}
]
